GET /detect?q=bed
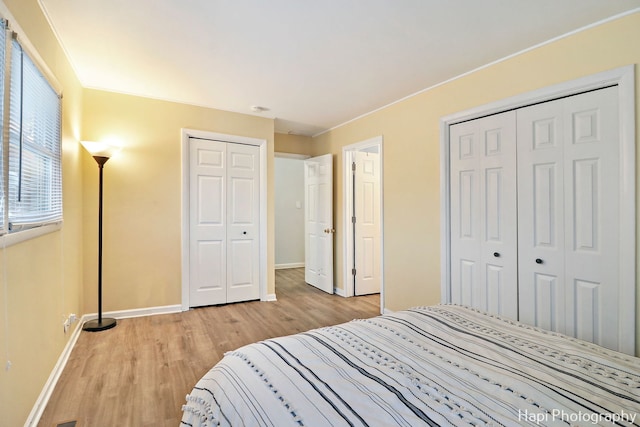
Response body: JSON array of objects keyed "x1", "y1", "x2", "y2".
[{"x1": 181, "y1": 305, "x2": 640, "y2": 426}]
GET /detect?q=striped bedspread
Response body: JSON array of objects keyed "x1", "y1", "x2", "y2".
[{"x1": 181, "y1": 305, "x2": 640, "y2": 426}]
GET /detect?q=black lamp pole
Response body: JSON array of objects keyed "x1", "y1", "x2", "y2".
[{"x1": 83, "y1": 155, "x2": 117, "y2": 332}]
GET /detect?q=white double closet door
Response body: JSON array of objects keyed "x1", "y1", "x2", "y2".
[
  {"x1": 450, "y1": 86, "x2": 622, "y2": 351},
  {"x1": 189, "y1": 138, "x2": 260, "y2": 307}
]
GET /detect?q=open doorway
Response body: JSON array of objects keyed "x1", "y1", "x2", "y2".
[
  {"x1": 343, "y1": 136, "x2": 384, "y2": 305},
  {"x1": 274, "y1": 153, "x2": 308, "y2": 270},
  {"x1": 275, "y1": 143, "x2": 383, "y2": 312},
  {"x1": 275, "y1": 152, "x2": 334, "y2": 295}
]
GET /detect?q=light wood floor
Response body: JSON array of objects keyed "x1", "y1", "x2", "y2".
[{"x1": 38, "y1": 268, "x2": 380, "y2": 427}]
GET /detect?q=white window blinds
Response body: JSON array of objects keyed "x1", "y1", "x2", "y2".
[
  {"x1": 7, "y1": 38, "x2": 62, "y2": 231},
  {"x1": 0, "y1": 21, "x2": 7, "y2": 234}
]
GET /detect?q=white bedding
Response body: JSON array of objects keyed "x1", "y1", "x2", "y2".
[{"x1": 181, "y1": 305, "x2": 640, "y2": 426}]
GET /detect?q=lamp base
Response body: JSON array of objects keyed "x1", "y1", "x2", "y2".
[{"x1": 82, "y1": 318, "x2": 117, "y2": 332}]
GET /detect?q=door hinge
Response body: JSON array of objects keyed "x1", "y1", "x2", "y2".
[
  {"x1": 352, "y1": 162, "x2": 356, "y2": 172},
  {"x1": 352, "y1": 216, "x2": 356, "y2": 224},
  {"x1": 352, "y1": 268, "x2": 357, "y2": 276}
]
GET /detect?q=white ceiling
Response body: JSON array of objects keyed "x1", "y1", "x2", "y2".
[{"x1": 38, "y1": 0, "x2": 640, "y2": 136}]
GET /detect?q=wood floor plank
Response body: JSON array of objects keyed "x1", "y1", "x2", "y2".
[{"x1": 37, "y1": 268, "x2": 380, "y2": 426}]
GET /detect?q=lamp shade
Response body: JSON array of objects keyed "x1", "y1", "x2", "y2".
[{"x1": 80, "y1": 140, "x2": 121, "y2": 158}]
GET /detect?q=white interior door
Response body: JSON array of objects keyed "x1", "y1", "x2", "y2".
[
  {"x1": 562, "y1": 87, "x2": 619, "y2": 350},
  {"x1": 518, "y1": 87, "x2": 621, "y2": 350},
  {"x1": 226, "y1": 143, "x2": 260, "y2": 303},
  {"x1": 304, "y1": 154, "x2": 334, "y2": 293},
  {"x1": 354, "y1": 151, "x2": 381, "y2": 295},
  {"x1": 190, "y1": 138, "x2": 227, "y2": 306},
  {"x1": 449, "y1": 110, "x2": 518, "y2": 319},
  {"x1": 516, "y1": 100, "x2": 566, "y2": 332},
  {"x1": 189, "y1": 138, "x2": 260, "y2": 307}
]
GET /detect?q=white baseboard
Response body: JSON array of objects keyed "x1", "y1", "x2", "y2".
[
  {"x1": 25, "y1": 317, "x2": 84, "y2": 426},
  {"x1": 27, "y1": 304, "x2": 182, "y2": 426},
  {"x1": 274, "y1": 262, "x2": 305, "y2": 270},
  {"x1": 264, "y1": 293, "x2": 277, "y2": 302},
  {"x1": 84, "y1": 304, "x2": 183, "y2": 320}
]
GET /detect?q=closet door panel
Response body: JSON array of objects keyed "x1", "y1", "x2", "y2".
[
  {"x1": 226, "y1": 143, "x2": 261, "y2": 303},
  {"x1": 190, "y1": 140, "x2": 228, "y2": 306},
  {"x1": 563, "y1": 86, "x2": 619, "y2": 350},
  {"x1": 450, "y1": 111, "x2": 517, "y2": 319},
  {"x1": 450, "y1": 128, "x2": 480, "y2": 308},
  {"x1": 517, "y1": 101, "x2": 566, "y2": 333},
  {"x1": 517, "y1": 86, "x2": 620, "y2": 348}
]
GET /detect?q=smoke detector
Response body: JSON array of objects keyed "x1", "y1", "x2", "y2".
[{"x1": 250, "y1": 105, "x2": 269, "y2": 113}]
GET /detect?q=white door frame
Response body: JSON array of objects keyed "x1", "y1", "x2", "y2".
[
  {"x1": 342, "y1": 135, "x2": 384, "y2": 312},
  {"x1": 181, "y1": 128, "x2": 268, "y2": 310},
  {"x1": 440, "y1": 65, "x2": 635, "y2": 355}
]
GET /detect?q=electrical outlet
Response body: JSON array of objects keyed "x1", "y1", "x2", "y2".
[{"x1": 62, "y1": 314, "x2": 77, "y2": 333}]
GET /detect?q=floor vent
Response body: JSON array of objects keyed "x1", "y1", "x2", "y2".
[{"x1": 55, "y1": 421, "x2": 77, "y2": 427}]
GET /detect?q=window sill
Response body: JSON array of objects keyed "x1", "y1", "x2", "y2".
[{"x1": 0, "y1": 222, "x2": 62, "y2": 247}]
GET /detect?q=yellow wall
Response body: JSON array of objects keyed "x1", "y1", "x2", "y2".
[
  {"x1": 275, "y1": 132, "x2": 314, "y2": 156},
  {"x1": 81, "y1": 89, "x2": 276, "y2": 312},
  {"x1": 0, "y1": 1, "x2": 85, "y2": 425},
  {"x1": 313, "y1": 12, "x2": 640, "y2": 352}
]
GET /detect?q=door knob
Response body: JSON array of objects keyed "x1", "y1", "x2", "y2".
[
  {"x1": 535, "y1": 258, "x2": 543, "y2": 264},
  {"x1": 324, "y1": 228, "x2": 335, "y2": 233},
  {"x1": 493, "y1": 252, "x2": 500, "y2": 257}
]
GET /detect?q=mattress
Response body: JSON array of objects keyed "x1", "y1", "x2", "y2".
[{"x1": 181, "y1": 305, "x2": 640, "y2": 426}]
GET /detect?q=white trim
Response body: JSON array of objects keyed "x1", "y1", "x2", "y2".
[
  {"x1": 315, "y1": 9, "x2": 640, "y2": 138},
  {"x1": 275, "y1": 262, "x2": 305, "y2": 270},
  {"x1": 25, "y1": 316, "x2": 83, "y2": 426},
  {"x1": 83, "y1": 304, "x2": 182, "y2": 320},
  {"x1": 274, "y1": 152, "x2": 310, "y2": 159},
  {"x1": 439, "y1": 115, "x2": 452, "y2": 306},
  {"x1": 264, "y1": 293, "x2": 277, "y2": 302},
  {"x1": 342, "y1": 136, "x2": 384, "y2": 314},
  {"x1": 0, "y1": 221, "x2": 61, "y2": 247},
  {"x1": 617, "y1": 66, "x2": 636, "y2": 356},
  {"x1": 181, "y1": 129, "x2": 268, "y2": 310},
  {"x1": 440, "y1": 65, "x2": 635, "y2": 355}
]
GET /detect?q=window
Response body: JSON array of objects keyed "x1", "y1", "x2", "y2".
[
  {"x1": 0, "y1": 20, "x2": 6, "y2": 234},
  {"x1": 0, "y1": 26, "x2": 62, "y2": 236}
]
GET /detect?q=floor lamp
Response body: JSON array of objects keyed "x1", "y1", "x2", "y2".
[{"x1": 81, "y1": 140, "x2": 120, "y2": 332}]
